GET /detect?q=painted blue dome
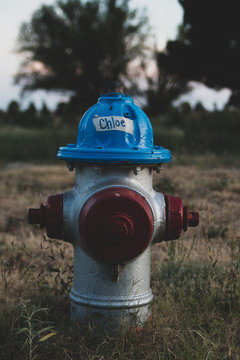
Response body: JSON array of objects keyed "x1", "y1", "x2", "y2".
[{"x1": 57, "y1": 92, "x2": 172, "y2": 164}]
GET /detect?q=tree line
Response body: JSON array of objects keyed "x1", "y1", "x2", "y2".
[{"x1": 0, "y1": 98, "x2": 206, "y2": 128}]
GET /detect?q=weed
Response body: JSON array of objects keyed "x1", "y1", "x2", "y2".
[
  {"x1": 166, "y1": 235, "x2": 197, "y2": 263},
  {"x1": 0, "y1": 256, "x2": 8, "y2": 307},
  {"x1": 14, "y1": 300, "x2": 56, "y2": 360}
]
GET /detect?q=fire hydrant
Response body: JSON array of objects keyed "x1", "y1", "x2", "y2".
[{"x1": 28, "y1": 84, "x2": 199, "y2": 330}]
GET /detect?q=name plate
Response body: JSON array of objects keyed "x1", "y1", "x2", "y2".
[{"x1": 93, "y1": 116, "x2": 133, "y2": 135}]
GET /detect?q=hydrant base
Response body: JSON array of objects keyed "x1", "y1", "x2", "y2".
[
  {"x1": 70, "y1": 301, "x2": 151, "y2": 330},
  {"x1": 69, "y1": 244, "x2": 153, "y2": 330}
]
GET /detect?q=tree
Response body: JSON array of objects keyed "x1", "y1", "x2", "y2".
[
  {"x1": 24, "y1": 102, "x2": 37, "y2": 118},
  {"x1": 55, "y1": 102, "x2": 69, "y2": 117},
  {"x1": 6, "y1": 100, "x2": 21, "y2": 124},
  {"x1": 15, "y1": 0, "x2": 149, "y2": 113},
  {"x1": 178, "y1": 101, "x2": 191, "y2": 114},
  {"x1": 40, "y1": 101, "x2": 51, "y2": 117},
  {"x1": 158, "y1": 0, "x2": 240, "y2": 99},
  {"x1": 145, "y1": 53, "x2": 191, "y2": 115},
  {"x1": 225, "y1": 91, "x2": 240, "y2": 110},
  {"x1": 194, "y1": 102, "x2": 205, "y2": 113},
  {"x1": 39, "y1": 101, "x2": 54, "y2": 127},
  {"x1": 7, "y1": 100, "x2": 20, "y2": 116}
]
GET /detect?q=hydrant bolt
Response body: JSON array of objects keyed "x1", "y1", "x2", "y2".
[
  {"x1": 183, "y1": 206, "x2": 199, "y2": 231},
  {"x1": 189, "y1": 211, "x2": 199, "y2": 227}
]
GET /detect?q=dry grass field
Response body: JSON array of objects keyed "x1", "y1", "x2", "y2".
[{"x1": 0, "y1": 158, "x2": 239, "y2": 359}]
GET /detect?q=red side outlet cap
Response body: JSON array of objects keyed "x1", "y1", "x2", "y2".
[
  {"x1": 164, "y1": 195, "x2": 199, "y2": 241},
  {"x1": 28, "y1": 193, "x2": 63, "y2": 240}
]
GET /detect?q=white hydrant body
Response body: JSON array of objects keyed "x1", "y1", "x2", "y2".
[{"x1": 64, "y1": 165, "x2": 165, "y2": 328}]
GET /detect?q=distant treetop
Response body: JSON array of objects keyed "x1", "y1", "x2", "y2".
[
  {"x1": 158, "y1": 0, "x2": 240, "y2": 94},
  {"x1": 15, "y1": 0, "x2": 149, "y2": 113}
]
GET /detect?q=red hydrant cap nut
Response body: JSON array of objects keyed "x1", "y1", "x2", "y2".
[
  {"x1": 188, "y1": 211, "x2": 199, "y2": 227},
  {"x1": 104, "y1": 213, "x2": 134, "y2": 243},
  {"x1": 79, "y1": 187, "x2": 154, "y2": 263}
]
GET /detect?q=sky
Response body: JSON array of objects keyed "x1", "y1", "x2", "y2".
[{"x1": 0, "y1": 0, "x2": 231, "y2": 111}]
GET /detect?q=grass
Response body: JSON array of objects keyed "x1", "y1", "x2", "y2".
[
  {"x1": 0, "y1": 160, "x2": 240, "y2": 359},
  {"x1": 0, "y1": 126, "x2": 76, "y2": 164},
  {"x1": 1, "y1": 260, "x2": 239, "y2": 359}
]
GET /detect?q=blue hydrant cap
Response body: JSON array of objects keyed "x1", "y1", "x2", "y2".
[{"x1": 57, "y1": 92, "x2": 172, "y2": 164}]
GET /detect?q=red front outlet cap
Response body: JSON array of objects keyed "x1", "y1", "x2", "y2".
[
  {"x1": 164, "y1": 195, "x2": 199, "y2": 241},
  {"x1": 79, "y1": 187, "x2": 154, "y2": 263}
]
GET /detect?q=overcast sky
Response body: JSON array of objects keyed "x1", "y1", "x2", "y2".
[{"x1": 0, "y1": 0, "x2": 231, "y2": 110}]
